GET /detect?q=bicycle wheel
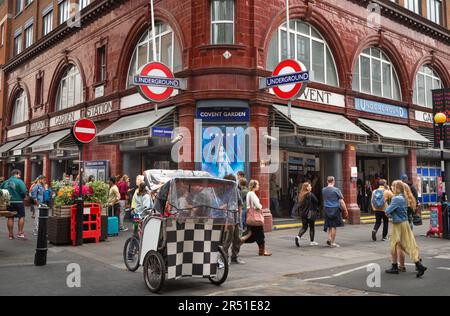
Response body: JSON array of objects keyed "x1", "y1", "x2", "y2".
[
  {"x1": 123, "y1": 236, "x2": 140, "y2": 272},
  {"x1": 208, "y1": 247, "x2": 229, "y2": 286},
  {"x1": 143, "y1": 250, "x2": 166, "y2": 293}
]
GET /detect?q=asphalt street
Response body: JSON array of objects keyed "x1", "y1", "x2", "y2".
[{"x1": 1, "y1": 213, "x2": 449, "y2": 296}]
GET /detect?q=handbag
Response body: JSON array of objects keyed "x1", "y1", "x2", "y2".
[{"x1": 246, "y1": 197, "x2": 264, "y2": 227}]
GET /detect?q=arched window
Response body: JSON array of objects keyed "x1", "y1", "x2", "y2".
[
  {"x1": 56, "y1": 65, "x2": 83, "y2": 111},
  {"x1": 413, "y1": 65, "x2": 442, "y2": 108},
  {"x1": 127, "y1": 22, "x2": 182, "y2": 88},
  {"x1": 11, "y1": 90, "x2": 28, "y2": 125},
  {"x1": 267, "y1": 20, "x2": 339, "y2": 87},
  {"x1": 352, "y1": 47, "x2": 401, "y2": 101}
]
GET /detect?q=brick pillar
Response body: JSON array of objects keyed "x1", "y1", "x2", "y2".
[
  {"x1": 24, "y1": 158, "x2": 32, "y2": 189},
  {"x1": 110, "y1": 145, "x2": 123, "y2": 177},
  {"x1": 250, "y1": 103, "x2": 272, "y2": 232},
  {"x1": 178, "y1": 104, "x2": 195, "y2": 171},
  {"x1": 407, "y1": 149, "x2": 418, "y2": 186},
  {"x1": 43, "y1": 153, "x2": 51, "y2": 181},
  {"x1": 343, "y1": 144, "x2": 360, "y2": 225}
]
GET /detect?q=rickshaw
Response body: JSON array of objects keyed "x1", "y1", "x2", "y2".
[{"x1": 138, "y1": 171, "x2": 240, "y2": 293}]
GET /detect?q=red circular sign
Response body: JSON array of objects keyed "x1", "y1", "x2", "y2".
[
  {"x1": 272, "y1": 59, "x2": 307, "y2": 100},
  {"x1": 138, "y1": 62, "x2": 174, "y2": 103},
  {"x1": 73, "y1": 119, "x2": 97, "y2": 144}
]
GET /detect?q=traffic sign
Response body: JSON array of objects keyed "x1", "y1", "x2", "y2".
[
  {"x1": 73, "y1": 119, "x2": 97, "y2": 144},
  {"x1": 261, "y1": 59, "x2": 309, "y2": 100},
  {"x1": 133, "y1": 62, "x2": 186, "y2": 103}
]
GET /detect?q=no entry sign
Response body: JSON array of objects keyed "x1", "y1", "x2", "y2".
[
  {"x1": 73, "y1": 119, "x2": 97, "y2": 144},
  {"x1": 264, "y1": 59, "x2": 309, "y2": 100},
  {"x1": 134, "y1": 62, "x2": 185, "y2": 103}
]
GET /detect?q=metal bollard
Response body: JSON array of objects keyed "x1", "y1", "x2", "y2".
[
  {"x1": 443, "y1": 203, "x2": 449, "y2": 240},
  {"x1": 34, "y1": 205, "x2": 50, "y2": 266}
]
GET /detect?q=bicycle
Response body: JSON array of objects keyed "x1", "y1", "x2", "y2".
[{"x1": 123, "y1": 207, "x2": 152, "y2": 272}]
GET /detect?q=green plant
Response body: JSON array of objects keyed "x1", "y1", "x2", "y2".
[
  {"x1": 87, "y1": 181, "x2": 109, "y2": 205},
  {"x1": 54, "y1": 186, "x2": 75, "y2": 207}
]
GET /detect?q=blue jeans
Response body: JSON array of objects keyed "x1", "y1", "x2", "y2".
[{"x1": 270, "y1": 198, "x2": 280, "y2": 217}]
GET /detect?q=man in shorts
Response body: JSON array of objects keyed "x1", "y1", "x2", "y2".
[{"x1": 1, "y1": 170, "x2": 28, "y2": 240}]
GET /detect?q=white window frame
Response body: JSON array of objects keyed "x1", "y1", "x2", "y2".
[
  {"x1": 354, "y1": 48, "x2": 402, "y2": 101},
  {"x1": 210, "y1": 0, "x2": 235, "y2": 45},
  {"x1": 127, "y1": 23, "x2": 180, "y2": 88},
  {"x1": 16, "y1": 0, "x2": 24, "y2": 15},
  {"x1": 56, "y1": 65, "x2": 83, "y2": 111},
  {"x1": 414, "y1": 65, "x2": 442, "y2": 108},
  {"x1": 43, "y1": 11, "x2": 53, "y2": 36},
  {"x1": 12, "y1": 90, "x2": 28, "y2": 126},
  {"x1": 24, "y1": 25, "x2": 33, "y2": 48},
  {"x1": 405, "y1": 0, "x2": 421, "y2": 14},
  {"x1": 79, "y1": 0, "x2": 90, "y2": 10},
  {"x1": 14, "y1": 33, "x2": 22, "y2": 56},
  {"x1": 59, "y1": 0, "x2": 70, "y2": 24},
  {"x1": 427, "y1": 0, "x2": 442, "y2": 24},
  {"x1": 276, "y1": 21, "x2": 339, "y2": 87}
]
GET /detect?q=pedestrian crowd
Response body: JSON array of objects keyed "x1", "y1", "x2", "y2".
[{"x1": 0, "y1": 168, "x2": 427, "y2": 278}]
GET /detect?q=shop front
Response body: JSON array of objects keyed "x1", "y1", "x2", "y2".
[
  {"x1": 0, "y1": 139, "x2": 27, "y2": 177},
  {"x1": 270, "y1": 104, "x2": 368, "y2": 217},
  {"x1": 97, "y1": 106, "x2": 177, "y2": 181}
]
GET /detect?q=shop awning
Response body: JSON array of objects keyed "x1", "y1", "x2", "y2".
[
  {"x1": 97, "y1": 106, "x2": 176, "y2": 144},
  {"x1": 30, "y1": 129, "x2": 71, "y2": 153},
  {"x1": 0, "y1": 139, "x2": 26, "y2": 158},
  {"x1": 357, "y1": 119, "x2": 430, "y2": 148},
  {"x1": 10, "y1": 136, "x2": 42, "y2": 156},
  {"x1": 272, "y1": 105, "x2": 368, "y2": 143}
]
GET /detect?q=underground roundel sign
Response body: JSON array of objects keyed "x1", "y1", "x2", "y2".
[
  {"x1": 268, "y1": 59, "x2": 309, "y2": 100},
  {"x1": 73, "y1": 119, "x2": 97, "y2": 144},
  {"x1": 134, "y1": 62, "x2": 177, "y2": 103}
]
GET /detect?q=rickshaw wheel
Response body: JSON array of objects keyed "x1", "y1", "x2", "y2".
[
  {"x1": 208, "y1": 247, "x2": 229, "y2": 286},
  {"x1": 143, "y1": 250, "x2": 166, "y2": 293},
  {"x1": 123, "y1": 237, "x2": 140, "y2": 272}
]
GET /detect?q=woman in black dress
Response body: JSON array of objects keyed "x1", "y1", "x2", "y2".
[{"x1": 294, "y1": 182, "x2": 319, "y2": 247}]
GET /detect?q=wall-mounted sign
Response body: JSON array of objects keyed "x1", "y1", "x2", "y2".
[
  {"x1": 415, "y1": 110, "x2": 434, "y2": 123},
  {"x1": 151, "y1": 127, "x2": 174, "y2": 138},
  {"x1": 50, "y1": 110, "x2": 81, "y2": 127},
  {"x1": 94, "y1": 85, "x2": 105, "y2": 99},
  {"x1": 300, "y1": 88, "x2": 345, "y2": 108},
  {"x1": 13, "y1": 150, "x2": 22, "y2": 156},
  {"x1": 56, "y1": 150, "x2": 65, "y2": 157},
  {"x1": 30, "y1": 120, "x2": 48, "y2": 133},
  {"x1": 7, "y1": 126, "x2": 27, "y2": 138},
  {"x1": 354, "y1": 98, "x2": 408, "y2": 119},
  {"x1": 84, "y1": 160, "x2": 109, "y2": 182},
  {"x1": 196, "y1": 108, "x2": 250, "y2": 123},
  {"x1": 351, "y1": 167, "x2": 358, "y2": 178},
  {"x1": 86, "y1": 101, "x2": 112, "y2": 118}
]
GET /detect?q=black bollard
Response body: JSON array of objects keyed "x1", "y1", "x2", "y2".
[{"x1": 34, "y1": 205, "x2": 50, "y2": 266}]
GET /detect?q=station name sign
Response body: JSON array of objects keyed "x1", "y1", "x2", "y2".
[
  {"x1": 355, "y1": 98, "x2": 408, "y2": 119},
  {"x1": 196, "y1": 108, "x2": 250, "y2": 123},
  {"x1": 86, "y1": 102, "x2": 113, "y2": 118}
]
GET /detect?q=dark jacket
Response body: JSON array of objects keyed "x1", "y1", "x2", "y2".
[{"x1": 297, "y1": 192, "x2": 319, "y2": 218}]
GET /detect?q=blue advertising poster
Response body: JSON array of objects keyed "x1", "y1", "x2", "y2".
[{"x1": 201, "y1": 126, "x2": 246, "y2": 179}]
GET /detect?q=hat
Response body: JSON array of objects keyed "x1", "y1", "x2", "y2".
[{"x1": 401, "y1": 174, "x2": 408, "y2": 182}]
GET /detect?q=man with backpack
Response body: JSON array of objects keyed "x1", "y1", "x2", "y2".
[
  {"x1": 371, "y1": 179, "x2": 393, "y2": 242},
  {"x1": 0, "y1": 170, "x2": 28, "y2": 240}
]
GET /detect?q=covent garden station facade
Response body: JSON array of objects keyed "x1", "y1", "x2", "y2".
[{"x1": 0, "y1": 0, "x2": 449, "y2": 223}]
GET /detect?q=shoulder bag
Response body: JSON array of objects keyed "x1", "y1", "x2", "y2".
[{"x1": 246, "y1": 194, "x2": 265, "y2": 227}]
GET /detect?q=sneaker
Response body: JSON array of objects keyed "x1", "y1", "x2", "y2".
[
  {"x1": 382, "y1": 237, "x2": 388, "y2": 242},
  {"x1": 295, "y1": 236, "x2": 301, "y2": 247},
  {"x1": 310, "y1": 242, "x2": 319, "y2": 246},
  {"x1": 372, "y1": 230, "x2": 377, "y2": 242},
  {"x1": 331, "y1": 243, "x2": 340, "y2": 248},
  {"x1": 120, "y1": 227, "x2": 129, "y2": 232},
  {"x1": 16, "y1": 233, "x2": 27, "y2": 240}
]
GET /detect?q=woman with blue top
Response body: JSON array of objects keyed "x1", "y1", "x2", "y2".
[
  {"x1": 385, "y1": 180, "x2": 427, "y2": 278},
  {"x1": 132, "y1": 182, "x2": 153, "y2": 215}
]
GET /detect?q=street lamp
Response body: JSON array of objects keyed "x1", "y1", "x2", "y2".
[{"x1": 434, "y1": 112, "x2": 447, "y2": 203}]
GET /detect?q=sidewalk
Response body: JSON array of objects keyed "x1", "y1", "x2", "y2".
[{"x1": 0, "y1": 209, "x2": 447, "y2": 296}]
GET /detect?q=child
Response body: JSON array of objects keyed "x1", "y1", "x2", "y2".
[{"x1": 44, "y1": 184, "x2": 54, "y2": 216}]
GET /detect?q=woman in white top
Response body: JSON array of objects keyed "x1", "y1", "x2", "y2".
[
  {"x1": 132, "y1": 182, "x2": 153, "y2": 214},
  {"x1": 240, "y1": 180, "x2": 272, "y2": 256}
]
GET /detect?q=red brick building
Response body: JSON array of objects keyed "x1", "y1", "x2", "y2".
[{"x1": 0, "y1": 0, "x2": 449, "y2": 223}]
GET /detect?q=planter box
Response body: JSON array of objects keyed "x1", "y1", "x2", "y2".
[
  {"x1": 53, "y1": 206, "x2": 72, "y2": 218},
  {"x1": 48, "y1": 216, "x2": 71, "y2": 245}
]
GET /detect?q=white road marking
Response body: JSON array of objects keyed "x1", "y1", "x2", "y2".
[
  {"x1": 0, "y1": 260, "x2": 70, "y2": 268},
  {"x1": 302, "y1": 264, "x2": 376, "y2": 282},
  {"x1": 437, "y1": 267, "x2": 450, "y2": 271}
]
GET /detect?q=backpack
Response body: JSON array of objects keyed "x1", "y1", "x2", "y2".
[{"x1": 372, "y1": 189, "x2": 385, "y2": 210}]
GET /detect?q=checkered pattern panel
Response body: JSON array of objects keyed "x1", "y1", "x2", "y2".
[{"x1": 166, "y1": 219, "x2": 222, "y2": 280}]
